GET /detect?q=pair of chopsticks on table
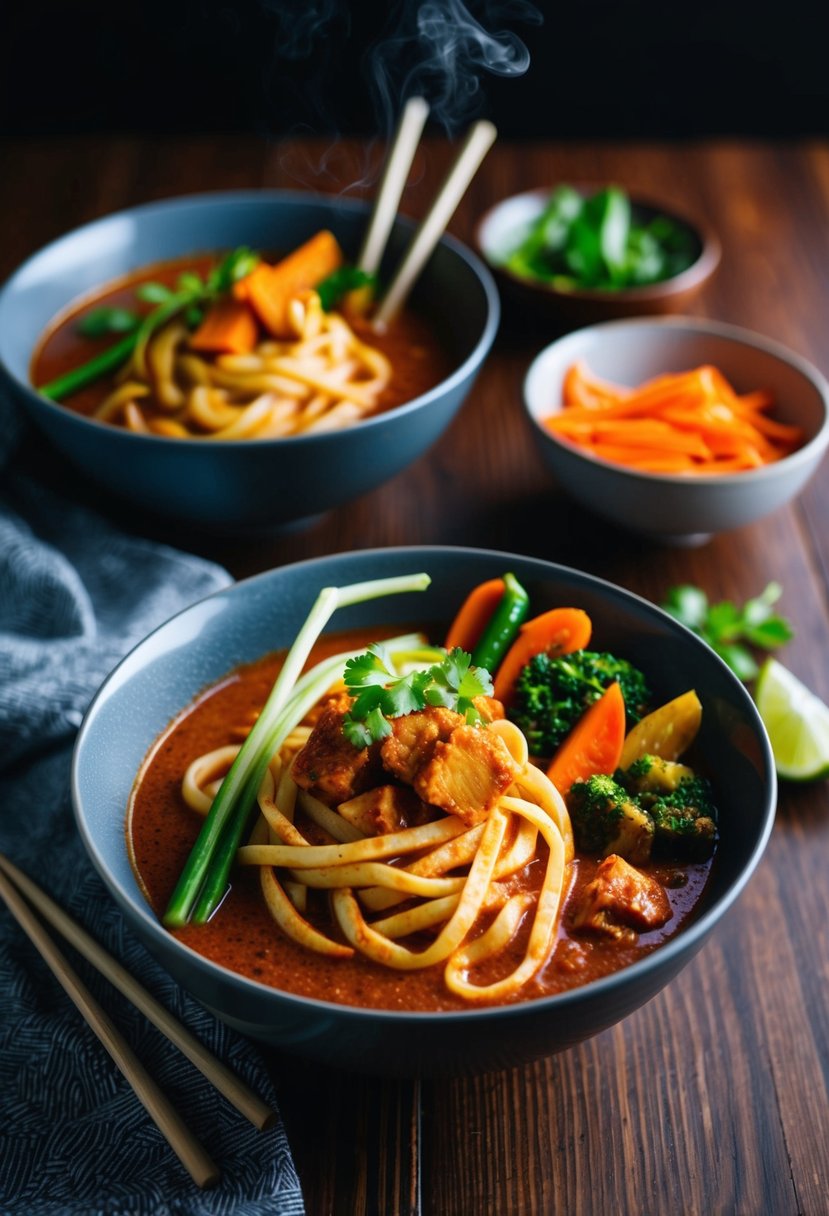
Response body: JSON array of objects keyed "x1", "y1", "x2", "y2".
[
  {"x1": 0, "y1": 853, "x2": 276, "y2": 1189},
  {"x1": 357, "y1": 97, "x2": 496, "y2": 329}
]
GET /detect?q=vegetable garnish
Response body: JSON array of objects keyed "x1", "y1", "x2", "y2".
[
  {"x1": 39, "y1": 247, "x2": 261, "y2": 402},
  {"x1": 342, "y1": 645, "x2": 494, "y2": 748},
  {"x1": 545, "y1": 362, "x2": 804, "y2": 474},
  {"x1": 502, "y1": 184, "x2": 697, "y2": 292},
  {"x1": 662, "y1": 582, "x2": 794, "y2": 680},
  {"x1": 163, "y1": 571, "x2": 431, "y2": 927},
  {"x1": 316, "y1": 266, "x2": 378, "y2": 312}
]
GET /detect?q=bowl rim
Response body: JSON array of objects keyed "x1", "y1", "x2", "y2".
[
  {"x1": 475, "y1": 184, "x2": 722, "y2": 303},
  {"x1": 523, "y1": 314, "x2": 829, "y2": 486},
  {"x1": 0, "y1": 187, "x2": 500, "y2": 449},
  {"x1": 72, "y1": 543, "x2": 777, "y2": 1026}
]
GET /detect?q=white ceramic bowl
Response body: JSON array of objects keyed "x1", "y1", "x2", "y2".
[{"x1": 523, "y1": 316, "x2": 829, "y2": 542}]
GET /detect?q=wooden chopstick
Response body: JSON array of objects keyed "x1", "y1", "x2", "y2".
[
  {"x1": 357, "y1": 96, "x2": 430, "y2": 277},
  {"x1": 0, "y1": 866, "x2": 220, "y2": 1188},
  {"x1": 0, "y1": 854, "x2": 276, "y2": 1133},
  {"x1": 372, "y1": 119, "x2": 497, "y2": 329}
]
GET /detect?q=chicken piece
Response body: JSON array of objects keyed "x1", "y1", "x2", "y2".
[
  {"x1": 413, "y1": 724, "x2": 520, "y2": 827},
  {"x1": 337, "y1": 785, "x2": 429, "y2": 836},
  {"x1": 290, "y1": 693, "x2": 382, "y2": 805},
  {"x1": 380, "y1": 706, "x2": 464, "y2": 784},
  {"x1": 571, "y1": 854, "x2": 671, "y2": 940},
  {"x1": 474, "y1": 696, "x2": 506, "y2": 723}
]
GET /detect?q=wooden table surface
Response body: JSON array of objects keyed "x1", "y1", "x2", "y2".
[{"x1": 4, "y1": 135, "x2": 829, "y2": 1215}]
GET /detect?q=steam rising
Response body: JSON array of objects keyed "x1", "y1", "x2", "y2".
[
  {"x1": 369, "y1": 0, "x2": 541, "y2": 135},
  {"x1": 258, "y1": 1, "x2": 539, "y2": 139}
]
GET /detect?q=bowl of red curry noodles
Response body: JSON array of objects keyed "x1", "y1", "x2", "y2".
[
  {"x1": 72, "y1": 547, "x2": 775, "y2": 1076},
  {"x1": 0, "y1": 192, "x2": 498, "y2": 530}
]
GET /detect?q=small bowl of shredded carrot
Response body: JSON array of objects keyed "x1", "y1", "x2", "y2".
[{"x1": 524, "y1": 317, "x2": 829, "y2": 542}]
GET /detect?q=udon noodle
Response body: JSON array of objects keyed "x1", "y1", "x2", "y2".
[
  {"x1": 181, "y1": 715, "x2": 573, "y2": 1003},
  {"x1": 96, "y1": 292, "x2": 392, "y2": 439}
]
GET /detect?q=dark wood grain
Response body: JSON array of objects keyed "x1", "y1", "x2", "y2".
[{"x1": 5, "y1": 136, "x2": 829, "y2": 1216}]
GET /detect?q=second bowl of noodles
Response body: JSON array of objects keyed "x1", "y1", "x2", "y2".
[{"x1": 0, "y1": 191, "x2": 499, "y2": 528}]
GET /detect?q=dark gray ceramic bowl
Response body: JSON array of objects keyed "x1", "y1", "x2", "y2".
[
  {"x1": 0, "y1": 192, "x2": 499, "y2": 528},
  {"x1": 72, "y1": 547, "x2": 775, "y2": 1077}
]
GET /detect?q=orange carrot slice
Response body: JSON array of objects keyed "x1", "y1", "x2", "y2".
[
  {"x1": 546, "y1": 682, "x2": 626, "y2": 794},
  {"x1": 189, "y1": 298, "x2": 259, "y2": 355},
  {"x1": 493, "y1": 608, "x2": 592, "y2": 706},
  {"x1": 236, "y1": 231, "x2": 344, "y2": 338},
  {"x1": 445, "y1": 578, "x2": 506, "y2": 652}
]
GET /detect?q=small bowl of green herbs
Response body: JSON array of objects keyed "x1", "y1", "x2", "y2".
[{"x1": 476, "y1": 185, "x2": 719, "y2": 327}]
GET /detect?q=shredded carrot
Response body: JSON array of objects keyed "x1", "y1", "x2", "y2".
[{"x1": 545, "y1": 361, "x2": 804, "y2": 475}]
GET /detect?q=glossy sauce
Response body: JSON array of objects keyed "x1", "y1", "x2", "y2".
[
  {"x1": 127, "y1": 630, "x2": 715, "y2": 1012},
  {"x1": 31, "y1": 255, "x2": 452, "y2": 425}
]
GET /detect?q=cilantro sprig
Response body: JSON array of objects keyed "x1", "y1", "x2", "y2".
[
  {"x1": 661, "y1": 582, "x2": 794, "y2": 680},
  {"x1": 40, "y1": 247, "x2": 260, "y2": 402},
  {"x1": 342, "y1": 645, "x2": 494, "y2": 748}
]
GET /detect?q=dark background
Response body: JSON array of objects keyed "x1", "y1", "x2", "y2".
[{"x1": 3, "y1": 0, "x2": 829, "y2": 139}]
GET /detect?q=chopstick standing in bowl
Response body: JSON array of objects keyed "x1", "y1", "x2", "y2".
[
  {"x1": 372, "y1": 119, "x2": 497, "y2": 329},
  {"x1": 0, "y1": 854, "x2": 278, "y2": 1188},
  {"x1": 357, "y1": 96, "x2": 430, "y2": 278}
]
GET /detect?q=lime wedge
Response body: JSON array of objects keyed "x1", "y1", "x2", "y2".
[{"x1": 754, "y1": 658, "x2": 829, "y2": 781}]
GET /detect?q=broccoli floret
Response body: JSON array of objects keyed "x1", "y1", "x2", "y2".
[
  {"x1": 641, "y1": 774, "x2": 718, "y2": 860},
  {"x1": 510, "y1": 650, "x2": 650, "y2": 756},
  {"x1": 624, "y1": 755, "x2": 654, "y2": 780},
  {"x1": 568, "y1": 774, "x2": 654, "y2": 864},
  {"x1": 622, "y1": 754, "x2": 695, "y2": 795}
]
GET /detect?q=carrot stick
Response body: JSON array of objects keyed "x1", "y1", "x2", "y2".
[
  {"x1": 445, "y1": 578, "x2": 506, "y2": 652},
  {"x1": 587, "y1": 444, "x2": 697, "y2": 472},
  {"x1": 544, "y1": 361, "x2": 802, "y2": 476},
  {"x1": 563, "y1": 361, "x2": 627, "y2": 409},
  {"x1": 546, "y1": 682, "x2": 626, "y2": 794},
  {"x1": 189, "y1": 298, "x2": 259, "y2": 355},
  {"x1": 236, "y1": 231, "x2": 344, "y2": 338},
  {"x1": 493, "y1": 608, "x2": 592, "y2": 706}
]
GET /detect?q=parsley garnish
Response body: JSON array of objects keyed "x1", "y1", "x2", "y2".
[{"x1": 342, "y1": 645, "x2": 494, "y2": 748}]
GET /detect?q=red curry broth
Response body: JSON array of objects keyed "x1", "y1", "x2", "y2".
[
  {"x1": 32, "y1": 254, "x2": 451, "y2": 423},
  {"x1": 127, "y1": 629, "x2": 714, "y2": 1014}
]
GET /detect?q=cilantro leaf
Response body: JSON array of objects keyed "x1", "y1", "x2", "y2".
[
  {"x1": 316, "y1": 266, "x2": 377, "y2": 311},
  {"x1": 207, "y1": 247, "x2": 260, "y2": 295},
  {"x1": 661, "y1": 582, "x2": 793, "y2": 682},
  {"x1": 341, "y1": 645, "x2": 494, "y2": 745},
  {"x1": 77, "y1": 307, "x2": 141, "y2": 338},
  {"x1": 136, "y1": 281, "x2": 174, "y2": 305}
]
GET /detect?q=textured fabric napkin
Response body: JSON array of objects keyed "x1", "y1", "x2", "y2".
[{"x1": 0, "y1": 454, "x2": 305, "y2": 1214}]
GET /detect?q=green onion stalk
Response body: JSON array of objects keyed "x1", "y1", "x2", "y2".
[{"x1": 163, "y1": 573, "x2": 431, "y2": 927}]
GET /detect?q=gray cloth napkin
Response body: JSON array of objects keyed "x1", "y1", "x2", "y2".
[{"x1": 0, "y1": 463, "x2": 305, "y2": 1215}]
